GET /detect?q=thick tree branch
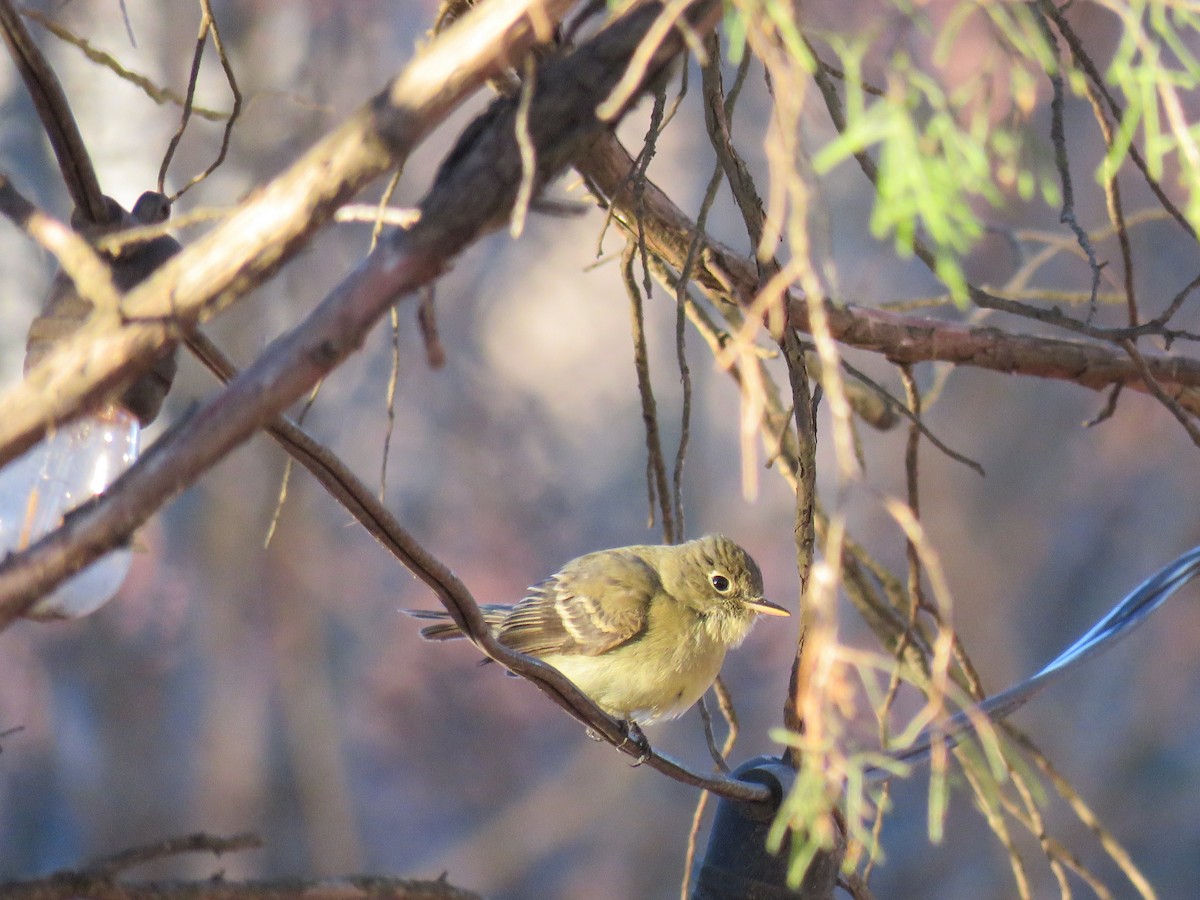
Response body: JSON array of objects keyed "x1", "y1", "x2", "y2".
[
  {"x1": 575, "y1": 134, "x2": 1200, "y2": 414},
  {"x1": 0, "y1": 0, "x2": 575, "y2": 469},
  {"x1": 790, "y1": 302, "x2": 1200, "y2": 414}
]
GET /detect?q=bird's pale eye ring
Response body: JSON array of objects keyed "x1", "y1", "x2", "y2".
[{"x1": 710, "y1": 572, "x2": 731, "y2": 593}]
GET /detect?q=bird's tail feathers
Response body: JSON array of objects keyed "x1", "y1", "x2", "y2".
[{"x1": 404, "y1": 605, "x2": 509, "y2": 641}]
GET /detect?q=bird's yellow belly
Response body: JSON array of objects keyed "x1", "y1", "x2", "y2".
[{"x1": 541, "y1": 639, "x2": 727, "y2": 724}]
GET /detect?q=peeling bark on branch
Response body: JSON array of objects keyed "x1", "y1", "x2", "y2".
[
  {"x1": 790, "y1": 302, "x2": 1200, "y2": 414},
  {"x1": 576, "y1": 133, "x2": 1200, "y2": 414}
]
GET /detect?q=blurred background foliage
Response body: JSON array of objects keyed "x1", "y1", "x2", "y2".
[{"x1": 1, "y1": 1, "x2": 1200, "y2": 897}]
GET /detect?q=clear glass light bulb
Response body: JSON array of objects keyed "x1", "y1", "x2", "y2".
[{"x1": 0, "y1": 406, "x2": 140, "y2": 619}]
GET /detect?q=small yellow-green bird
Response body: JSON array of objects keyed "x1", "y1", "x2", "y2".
[{"x1": 410, "y1": 534, "x2": 789, "y2": 724}]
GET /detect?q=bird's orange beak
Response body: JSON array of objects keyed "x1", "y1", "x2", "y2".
[{"x1": 746, "y1": 597, "x2": 790, "y2": 616}]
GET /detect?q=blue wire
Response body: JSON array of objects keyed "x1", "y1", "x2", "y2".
[{"x1": 872, "y1": 545, "x2": 1200, "y2": 775}]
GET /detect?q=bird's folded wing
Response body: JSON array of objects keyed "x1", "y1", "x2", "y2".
[{"x1": 497, "y1": 549, "x2": 656, "y2": 656}]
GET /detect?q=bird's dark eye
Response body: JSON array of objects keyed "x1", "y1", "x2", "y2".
[{"x1": 711, "y1": 573, "x2": 731, "y2": 593}]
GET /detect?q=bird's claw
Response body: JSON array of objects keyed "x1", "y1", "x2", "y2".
[
  {"x1": 585, "y1": 722, "x2": 650, "y2": 763},
  {"x1": 618, "y1": 720, "x2": 651, "y2": 765}
]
